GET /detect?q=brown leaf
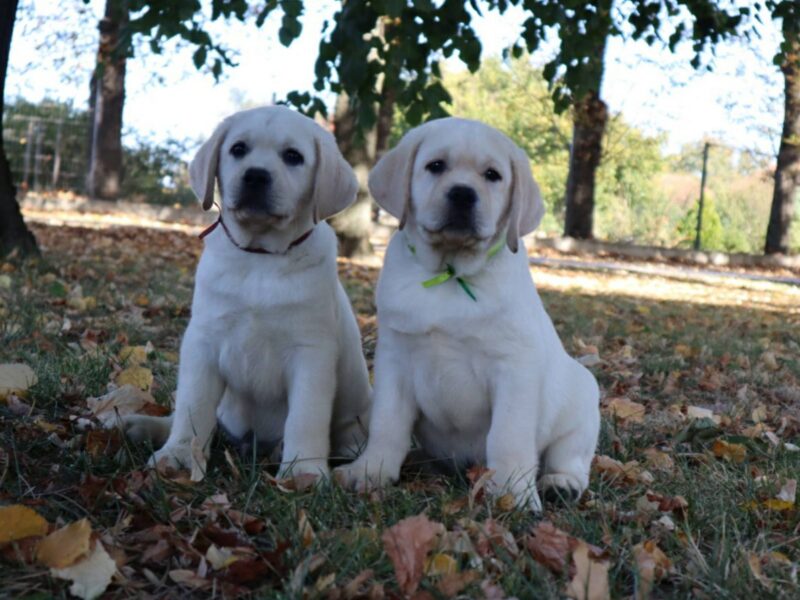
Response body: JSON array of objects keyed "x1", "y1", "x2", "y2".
[
  {"x1": 436, "y1": 570, "x2": 478, "y2": 597},
  {"x1": 711, "y1": 439, "x2": 747, "y2": 463},
  {"x1": 565, "y1": 541, "x2": 610, "y2": 600},
  {"x1": 381, "y1": 514, "x2": 445, "y2": 595},
  {"x1": 37, "y1": 518, "x2": 92, "y2": 568},
  {"x1": 526, "y1": 521, "x2": 574, "y2": 574},
  {"x1": 604, "y1": 397, "x2": 646, "y2": 424},
  {"x1": 86, "y1": 384, "x2": 158, "y2": 427},
  {"x1": 0, "y1": 504, "x2": 49, "y2": 544},
  {"x1": 632, "y1": 540, "x2": 672, "y2": 598}
]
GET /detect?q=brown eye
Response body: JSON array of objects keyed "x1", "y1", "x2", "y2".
[
  {"x1": 282, "y1": 148, "x2": 304, "y2": 166},
  {"x1": 484, "y1": 168, "x2": 502, "y2": 182},
  {"x1": 425, "y1": 160, "x2": 446, "y2": 174},
  {"x1": 230, "y1": 142, "x2": 248, "y2": 158}
]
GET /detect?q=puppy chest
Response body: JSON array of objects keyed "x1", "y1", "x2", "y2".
[{"x1": 409, "y1": 337, "x2": 493, "y2": 432}]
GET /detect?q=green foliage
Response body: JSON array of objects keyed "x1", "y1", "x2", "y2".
[
  {"x1": 675, "y1": 195, "x2": 726, "y2": 250},
  {"x1": 257, "y1": 0, "x2": 756, "y2": 130},
  {"x1": 416, "y1": 58, "x2": 667, "y2": 238},
  {"x1": 121, "y1": 137, "x2": 196, "y2": 205}
]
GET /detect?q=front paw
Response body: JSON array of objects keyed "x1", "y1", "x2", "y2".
[
  {"x1": 333, "y1": 457, "x2": 397, "y2": 492},
  {"x1": 539, "y1": 473, "x2": 585, "y2": 504},
  {"x1": 148, "y1": 443, "x2": 194, "y2": 471},
  {"x1": 490, "y1": 471, "x2": 543, "y2": 513},
  {"x1": 278, "y1": 459, "x2": 330, "y2": 482}
]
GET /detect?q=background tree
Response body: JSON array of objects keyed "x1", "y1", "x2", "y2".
[
  {"x1": 765, "y1": 0, "x2": 800, "y2": 254},
  {"x1": 86, "y1": 0, "x2": 128, "y2": 200},
  {"x1": 0, "y1": 0, "x2": 37, "y2": 257}
]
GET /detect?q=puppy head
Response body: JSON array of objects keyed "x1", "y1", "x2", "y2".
[
  {"x1": 369, "y1": 118, "x2": 543, "y2": 253},
  {"x1": 189, "y1": 106, "x2": 357, "y2": 232}
]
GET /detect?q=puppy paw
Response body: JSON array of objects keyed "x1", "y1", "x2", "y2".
[
  {"x1": 333, "y1": 458, "x2": 396, "y2": 492},
  {"x1": 539, "y1": 473, "x2": 585, "y2": 504},
  {"x1": 148, "y1": 443, "x2": 194, "y2": 471},
  {"x1": 489, "y1": 472, "x2": 543, "y2": 513},
  {"x1": 278, "y1": 459, "x2": 330, "y2": 482}
]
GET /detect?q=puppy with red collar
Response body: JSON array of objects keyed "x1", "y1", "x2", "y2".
[{"x1": 121, "y1": 106, "x2": 371, "y2": 479}]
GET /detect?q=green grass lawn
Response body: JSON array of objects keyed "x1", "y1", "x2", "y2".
[{"x1": 1, "y1": 223, "x2": 799, "y2": 599}]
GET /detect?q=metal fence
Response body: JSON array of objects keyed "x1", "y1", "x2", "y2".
[{"x1": 3, "y1": 110, "x2": 90, "y2": 194}]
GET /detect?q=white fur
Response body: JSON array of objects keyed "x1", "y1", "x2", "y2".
[
  {"x1": 335, "y1": 118, "x2": 599, "y2": 511},
  {"x1": 121, "y1": 107, "x2": 371, "y2": 479}
]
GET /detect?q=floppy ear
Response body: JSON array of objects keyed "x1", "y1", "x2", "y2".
[
  {"x1": 505, "y1": 146, "x2": 545, "y2": 253},
  {"x1": 311, "y1": 130, "x2": 359, "y2": 221},
  {"x1": 189, "y1": 120, "x2": 230, "y2": 211},
  {"x1": 368, "y1": 128, "x2": 422, "y2": 229}
]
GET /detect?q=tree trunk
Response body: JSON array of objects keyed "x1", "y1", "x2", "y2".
[
  {"x1": 765, "y1": 36, "x2": 800, "y2": 255},
  {"x1": 0, "y1": 0, "x2": 37, "y2": 258},
  {"x1": 563, "y1": 92, "x2": 608, "y2": 239},
  {"x1": 563, "y1": 28, "x2": 609, "y2": 240},
  {"x1": 330, "y1": 93, "x2": 377, "y2": 258},
  {"x1": 86, "y1": 0, "x2": 127, "y2": 200}
]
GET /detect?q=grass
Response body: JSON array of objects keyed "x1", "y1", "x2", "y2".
[{"x1": 1, "y1": 222, "x2": 799, "y2": 599}]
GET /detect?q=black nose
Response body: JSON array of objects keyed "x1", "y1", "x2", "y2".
[
  {"x1": 447, "y1": 185, "x2": 478, "y2": 208},
  {"x1": 243, "y1": 168, "x2": 271, "y2": 187}
]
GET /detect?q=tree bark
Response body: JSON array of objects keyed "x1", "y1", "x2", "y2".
[
  {"x1": 765, "y1": 36, "x2": 800, "y2": 255},
  {"x1": 86, "y1": 0, "x2": 128, "y2": 200},
  {"x1": 563, "y1": 27, "x2": 609, "y2": 240},
  {"x1": 330, "y1": 93, "x2": 378, "y2": 258},
  {"x1": 0, "y1": 0, "x2": 38, "y2": 258}
]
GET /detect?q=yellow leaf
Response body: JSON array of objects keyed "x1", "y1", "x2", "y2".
[
  {"x1": 87, "y1": 385, "x2": 157, "y2": 427},
  {"x1": 762, "y1": 499, "x2": 794, "y2": 512},
  {"x1": 119, "y1": 345, "x2": 148, "y2": 365},
  {"x1": 712, "y1": 439, "x2": 747, "y2": 463},
  {"x1": 37, "y1": 518, "x2": 92, "y2": 568},
  {"x1": 115, "y1": 366, "x2": 153, "y2": 391},
  {"x1": 565, "y1": 541, "x2": 610, "y2": 600},
  {"x1": 298, "y1": 509, "x2": 315, "y2": 548},
  {"x1": 605, "y1": 397, "x2": 646, "y2": 424},
  {"x1": 425, "y1": 553, "x2": 458, "y2": 577},
  {"x1": 495, "y1": 493, "x2": 516, "y2": 512},
  {"x1": 633, "y1": 540, "x2": 671, "y2": 598},
  {"x1": 674, "y1": 344, "x2": 693, "y2": 358},
  {"x1": 0, "y1": 363, "x2": 37, "y2": 400},
  {"x1": 0, "y1": 505, "x2": 49, "y2": 543}
]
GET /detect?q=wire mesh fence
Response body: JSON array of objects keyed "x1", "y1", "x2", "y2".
[{"x1": 3, "y1": 108, "x2": 90, "y2": 194}]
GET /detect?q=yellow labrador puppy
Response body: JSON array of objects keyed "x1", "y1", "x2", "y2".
[
  {"x1": 336, "y1": 118, "x2": 599, "y2": 511},
  {"x1": 122, "y1": 106, "x2": 371, "y2": 479}
]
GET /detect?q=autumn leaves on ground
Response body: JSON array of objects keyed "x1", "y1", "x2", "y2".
[{"x1": 1, "y1": 222, "x2": 799, "y2": 599}]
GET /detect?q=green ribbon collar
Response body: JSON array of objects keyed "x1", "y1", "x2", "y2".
[{"x1": 408, "y1": 237, "x2": 505, "y2": 302}]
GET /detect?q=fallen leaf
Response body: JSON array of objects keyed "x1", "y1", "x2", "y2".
[
  {"x1": 633, "y1": 540, "x2": 671, "y2": 598},
  {"x1": 0, "y1": 363, "x2": 37, "y2": 400},
  {"x1": 526, "y1": 521, "x2": 573, "y2": 573},
  {"x1": 776, "y1": 479, "x2": 796, "y2": 504},
  {"x1": 605, "y1": 397, "x2": 646, "y2": 424},
  {"x1": 0, "y1": 504, "x2": 49, "y2": 543},
  {"x1": 37, "y1": 518, "x2": 92, "y2": 568},
  {"x1": 206, "y1": 544, "x2": 239, "y2": 570},
  {"x1": 381, "y1": 514, "x2": 444, "y2": 595},
  {"x1": 747, "y1": 553, "x2": 772, "y2": 590},
  {"x1": 169, "y1": 568, "x2": 209, "y2": 589},
  {"x1": 424, "y1": 553, "x2": 457, "y2": 576},
  {"x1": 298, "y1": 509, "x2": 315, "y2": 548},
  {"x1": 711, "y1": 439, "x2": 747, "y2": 463},
  {"x1": 436, "y1": 569, "x2": 478, "y2": 596},
  {"x1": 50, "y1": 541, "x2": 117, "y2": 600},
  {"x1": 565, "y1": 541, "x2": 610, "y2": 600},
  {"x1": 87, "y1": 385, "x2": 157, "y2": 427},
  {"x1": 643, "y1": 448, "x2": 674, "y2": 472},
  {"x1": 115, "y1": 366, "x2": 153, "y2": 391},
  {"x1": 118, "y1": 345, "x2": 148, "y2": 365},
  {"x1": 686, "y1": 406, "x2": 721, "y2": 424}
]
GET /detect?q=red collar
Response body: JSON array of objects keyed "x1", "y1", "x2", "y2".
[{"x1": 199, "y1": 216, "x2": 314, "y2": 255}]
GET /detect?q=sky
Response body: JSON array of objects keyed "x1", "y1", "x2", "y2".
[{"x1": 7, "y1": 0, "x2": 783, "y2": 159}]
